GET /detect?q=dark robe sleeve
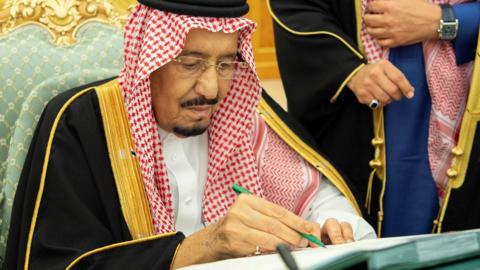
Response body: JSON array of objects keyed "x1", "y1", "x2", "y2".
[
  {"x1": 269, "y1": 0, "x2": 375, "y2": 214},
  {"x1": 5, "y1": 87, "x2": 184, "y2": 270},
  {"x1": 270, "y1": 0, "x2": 366, "y2": 121}
]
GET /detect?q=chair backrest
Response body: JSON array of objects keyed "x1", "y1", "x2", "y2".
[{"x1": 0, "y1": 0, "x2": 136, "y2": 262}]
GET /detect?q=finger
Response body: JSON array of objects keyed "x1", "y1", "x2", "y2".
[
  {"x1": 363, "y1": 14, "x2": 385, "y2": 28},
  {"x1": 340, "y1": 222, "x2": 355, "y2": 243},
  {"x1": 358, "y1": 94, "x2": 374, "y2": 106},
  {"x1": 306, "y1": 223, "x2": 322, "y2": 248},
  {"x1": 240, "y1": 226, "x2": 288, "y2": 255},
  {"x1": 247, "y1": 196, "x2": 318, "y2": 237},
  {"x1": 366, "y1": 81, "x2": 392, "y2": 105},
  {"x1": 366, "y1": 27, "x2": 390, "y2": 39},
  {"x1": 367, "y1": 1, "x2": 389, "y2": 14},
  {"x1": 239, "y1": 205, "x2": 307, "y2": 248},
  {"x1": 213, "y1": 218, "x2": 281, "y2": 257},
  {"x1": 322, "y1": 218, "x2": 346, "y2": 245},
  {"x1": 374, "y1": 70, "x2": 402, "y2": 101},
  {"x1": 382, "y1": 61, "x2": 414, "y2": 98},
  {"x1": 352, "y1": 88, "x2": 375, "y2": 105},
  {"x1": 376, "y1": 38, "x2": 396, "y2": 48}
]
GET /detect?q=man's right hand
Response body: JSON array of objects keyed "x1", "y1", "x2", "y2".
[
  {"x1": 347, "y1": 60, "x2": 415, "y2": 107},
  {"x1": 171, "y1": 194, "x2": 320, "y2": 268},
  {"x1": 208, "y1": 194, "x2": 319, "y2": 257}
]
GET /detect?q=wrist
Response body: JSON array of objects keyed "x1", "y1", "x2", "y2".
[
  {"x1": 347, "y1": 78, "x2": 355, "y2": 91},
  {"x1": 171, "y1": 224, "x2": 223, "y2": 268},
  {"x1": 347, "y1": 64, "x2": 367, "y2": 92},
  {"x1": 429, "y1": 4, "x2": 442, "y2": 40},
  {"x1": 437, "y1": 4, "x2": 459, "y2": 40},
  {"x1": 347, "y1": 73, "x2": 358, "y2": 91}
]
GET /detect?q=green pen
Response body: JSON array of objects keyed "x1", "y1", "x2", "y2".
[{"x1": 232, "y1": 183, "x2": 326, "y2": 248}]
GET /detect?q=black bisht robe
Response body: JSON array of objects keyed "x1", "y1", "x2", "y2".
[
  {"x1": 4, "y1": 80, "x2": 184, "y2": 270},
  {"x1": 270, "y1": 0, "x2": 480, "y2": 232},
  {"x1": 4, "y1": 78, "x2": 366, "y2": 269}
]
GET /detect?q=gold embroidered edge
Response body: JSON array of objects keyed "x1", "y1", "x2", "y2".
[
  {"x1": 66, "y1": 232, "x2": 178, "y2": 270},
  {"x1": 24, "y1": 88, "x2": 92, "y2": 270},
  {"x1": 434, "y1": 29, "x2": 480, "y2": 233},
  {"x1": 95, "y1": 79, "x2": 155, "y2": 239}
]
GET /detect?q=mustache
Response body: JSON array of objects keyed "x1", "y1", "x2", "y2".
[{"x1": 180, "y1": 97, "x2": 219, "y2": 108}]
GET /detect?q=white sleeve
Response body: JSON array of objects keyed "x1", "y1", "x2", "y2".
[{"x1": 304, "y1": 179, "x2": 377, "y2": 241}]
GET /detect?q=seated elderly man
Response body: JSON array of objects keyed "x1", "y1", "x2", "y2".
[{"x1": 4, "y1": 0, "x2": 375, "y2": 269}]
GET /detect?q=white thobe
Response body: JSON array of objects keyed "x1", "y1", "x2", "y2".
[{"x1": 158, "y1": 128, "x2": 376, "y2": 240}]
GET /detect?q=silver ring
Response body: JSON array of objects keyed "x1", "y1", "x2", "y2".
[
  {"x1": 369, "y1": 98, "x2": 380, "y2": 109},
  {"x1": 254, "y1": 246, "x2": 262, "y2": 256}
]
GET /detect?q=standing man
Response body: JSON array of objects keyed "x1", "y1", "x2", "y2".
[
  {"x1": 270, "y1": 0, "x2": 479, "y2": 236},
  {"x1": 4, "y1": 0, "x2": 375, "y2": 269}
]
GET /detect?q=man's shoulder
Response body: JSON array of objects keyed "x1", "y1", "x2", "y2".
[
  {"x1": 34, "y1": 78, "x2": 117, "y2": 138},
  {"x1": 43, "y1": 78, "x2": 116, "y2": 118}
]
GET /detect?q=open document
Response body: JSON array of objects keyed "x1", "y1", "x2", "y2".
[{"x1": 180, "y1": 228, "x2": 480, "y2": 270}]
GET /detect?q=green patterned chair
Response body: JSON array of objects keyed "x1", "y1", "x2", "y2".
[{"x1": 0, "y1": 0, "x2": 136, "y2": 263}]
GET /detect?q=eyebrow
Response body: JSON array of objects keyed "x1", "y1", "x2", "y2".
[{"x1": 180, "y1": 50, "x2": 238, "y2": 60}]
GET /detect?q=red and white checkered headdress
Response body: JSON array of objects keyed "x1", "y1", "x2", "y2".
[{"x1": 118, "y1": 4, "x2": 264, "y2": 233}]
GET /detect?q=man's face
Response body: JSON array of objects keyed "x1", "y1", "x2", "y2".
[{"x1": 150, "y1": 29, "x2": 240, "y2": 137}]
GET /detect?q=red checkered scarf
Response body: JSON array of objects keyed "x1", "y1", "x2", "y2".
[
  {"x1": 118, "y1": 5, "x2": 319, "y2": 234},
  {"x1": 360, "y1": 0, "x2": 474, "y2": 198}
]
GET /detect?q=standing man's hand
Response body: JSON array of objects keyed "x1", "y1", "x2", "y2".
[
  {"x1": 364, "y1": 0, "x2": 442, "y2": 48},
  {"x1": 347, "y1": 60, "x2": 415, "y2": 107}
]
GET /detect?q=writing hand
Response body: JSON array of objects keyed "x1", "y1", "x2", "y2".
[{"x1": 172, "y1": 194, "x2": 319, "y2": 268}]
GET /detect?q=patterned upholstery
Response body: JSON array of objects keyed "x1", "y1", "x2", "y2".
[{"x1": 0, "y1": 22, "x2": 125, "y2": 262}]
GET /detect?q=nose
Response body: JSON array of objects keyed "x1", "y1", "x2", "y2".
[{"x1": 195, "y1": 65, "x2": 219, "y2": 100}]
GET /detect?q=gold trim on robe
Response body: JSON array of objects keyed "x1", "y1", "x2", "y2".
[
  {"x1": 66, "y1": 232, "x2": 178, "y2": 270},
  {"x1": 24, "y1": 88, "x2": 93, "y2": 270},
  {"x1": 433, "y1": 30, "x2": 480, "y2": 233},
  {"x1": 95, "y1": 80, "x2": 155, "y2": 239}
]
